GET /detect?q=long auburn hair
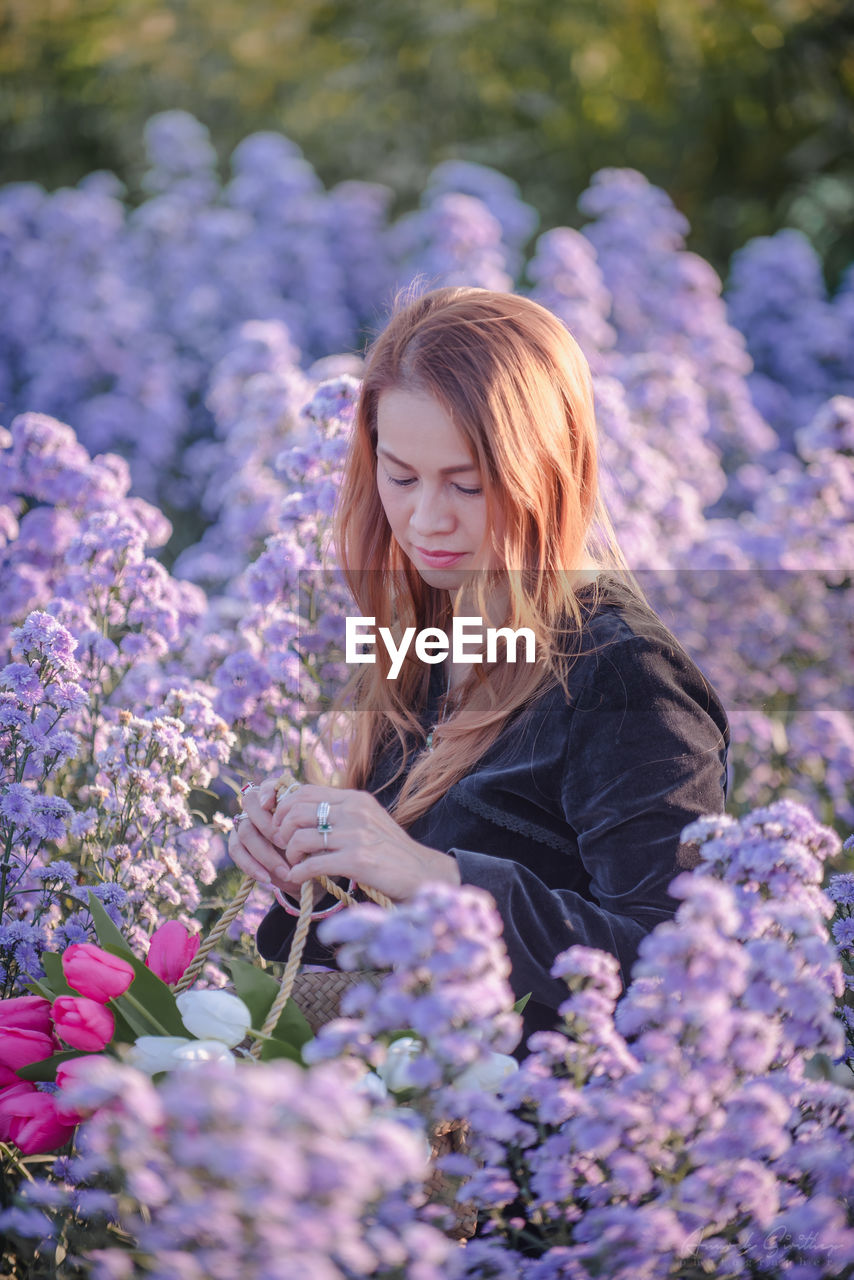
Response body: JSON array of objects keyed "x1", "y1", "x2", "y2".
[{"x1": 326, "y1": 285, "x2": 643, "y2": 828}]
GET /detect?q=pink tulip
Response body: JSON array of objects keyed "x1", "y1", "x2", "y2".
[
  {"x1": 55, "y1": 1054, "x2": 108, "y2": 1120},
  {"x1": 0, "y1": 1084, "x2": 77, "y2": 1154},
  {"x1": 0, "y1": 1082, "x2": 38, "y2": 1141},
  {"x1": 0, "y1": 1064, "x2": 22, "y2": 1088},
  {"x1": 52, "y1": 996, "x2": 114, "y2": 1052},
  {"x1": 61, "y1": 942, "x2": 135, "y2": 1003},
  {"x1": 0, "y1": 995, "x2": 53, "y2": 1034},
  {"x1": 145, "y1": 920, "x2": 200, "y2": 986},
  {"x1": 0, "y1": 1024, "x2": 57, "y2": 1071}
]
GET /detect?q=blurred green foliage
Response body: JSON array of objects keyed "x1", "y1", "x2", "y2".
[{"x1": 1, "y1": 0, "x2": 852, "y2": 280}]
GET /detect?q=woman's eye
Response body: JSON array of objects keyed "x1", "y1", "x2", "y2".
[{"x1": 381, "y1": 468, "x2": 481, "y2": 496}]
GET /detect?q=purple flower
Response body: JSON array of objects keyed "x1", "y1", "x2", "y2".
[
  {"x1": 0, "y1": 662, "x2": 44, "y2": 706},
  {"x1": 31, "y1": 860, "x2": 77, "y2": 887},
  {"x1": 827, "y1": 872, "x2": 854, "y2": 907},
  {"x1": 29, "y1": 794, "x2": 74, "y2": 842},
  {"x1": 12, "y1": 612, "x2": 79, "y2": 675},
  {"x1": 90, "y1": 883, "x2": 128, "y2": 909},
  {"x1": 0, "y1": 1206, "x2": 55, "y2": 1241},
  {"x1": 832, "y1": 917, "x2": 854, "y2": 948},
  {"x1": 0, "y1": 783, "x2": 34, "y2": 827},
  {"x1": 309, "y1": 885, "x2": 521, "y2": 1099},
  {"x1": 57, "y1": 1058, "x2": 455, "y2": 1275}
]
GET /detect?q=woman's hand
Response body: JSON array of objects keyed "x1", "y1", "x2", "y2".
[
  {"x1": 227, "y1": 779, "x2": 327, "y2": 907},
  {"x1": 267, "y1": 782, "x2": 461, "y2": 903}
]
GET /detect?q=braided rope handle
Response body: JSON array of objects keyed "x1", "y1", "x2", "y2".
[
  {"x1": 172, "y1": 773, "x2": 393, "y2": 1057},
  {"x1": 173, "y1": 876, "x2": 255, "y2": 995}
]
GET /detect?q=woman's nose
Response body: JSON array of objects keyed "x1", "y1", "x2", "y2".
[{"x1": 408, "y1": 484, "x2": 455, "y2": 536}]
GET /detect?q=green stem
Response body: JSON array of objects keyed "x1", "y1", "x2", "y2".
[
  {"x1": 0, "y1": 1141, "x2": 36, "y2": 1180},
  {"x1": 0, "y1": 827, "x2": 15, "y2": 927},
  {"x1": 118, "y1": 989, "x2": 173, "y2": 1038}
]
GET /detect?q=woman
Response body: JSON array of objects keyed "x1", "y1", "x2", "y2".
[{"x1": 230, "y1": 287, "x2": 730, "y2": 1049}]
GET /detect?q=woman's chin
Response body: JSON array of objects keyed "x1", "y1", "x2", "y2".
[{"x1": 415, "y1": 564, "x2": 471, "y2": 592}]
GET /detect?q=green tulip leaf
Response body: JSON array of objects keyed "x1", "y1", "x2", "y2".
[
  {"x1": 40, "y1": 950, "x2": 76, "y2": 997},
  {"x1": 258, "y1": 1035, "x2": 305, "y2": 1064},
  {"x1": 87, "y1": 891, "x2": 135, "y2": 957},
  {"x1": 15, "y1": 1049, "x2": 90, "y2": 1083},
  {"x1": 514, "y1": 992, "x2": 532, "y2": 1014},
  {"x1": 110, "y1": 1003, "x2": 138, "y2": 1045},
  {"x1": 111, "y1": 992, "x2": 162, "y2": 1040},
  {"x1": 229, "y1": 957, "x2": 313, "y2": 1051},
  {"x1": 25, "y1": 978, "x2": 55, "y2": 1000}
]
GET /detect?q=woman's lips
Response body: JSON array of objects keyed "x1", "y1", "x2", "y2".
[{"x1": 413, "y1": 546, "x2": 467, "y2": 567}]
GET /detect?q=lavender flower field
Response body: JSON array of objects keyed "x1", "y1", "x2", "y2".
[{"x1": 1, "y1": 111, "x2": 853, "y2": 1276}]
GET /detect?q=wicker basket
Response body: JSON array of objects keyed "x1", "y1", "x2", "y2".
[
  {"x1": 291, "y1": 969, "x2": 478, "y2": 1240},
  {"x1": 290, "y1": 968, "x2": 381, "y2": 1034}
]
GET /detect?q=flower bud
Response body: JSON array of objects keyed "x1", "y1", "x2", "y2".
[
  {"x1": 62, "y1": 943, "x2": 135, "y2": 1003},
  {"x1": 145, "y1": 921, "x2": 200, "y2": 986},
  {"x1": 175, "y1": 991, "x2": 251, "y2": 1048},
  {"x1": 52, "y1": 996, "x2": 114, "y2": 1052}
]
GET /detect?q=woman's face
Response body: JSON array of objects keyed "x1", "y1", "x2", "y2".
[{"x1": 375, "y1": 387, "x2": 504, "y2": 591}]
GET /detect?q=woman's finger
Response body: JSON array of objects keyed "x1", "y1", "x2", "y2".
[
  {"x1": 273, "y1": 798, "x2": 343, "y2": 848},
  {"x1": 234, "y1": 818, "x2": 296, "y2": 880},
  {"x1": 286, "y1": 849, "x2": 388, "y2": 896},
  {"x1": 272, "y1": 783, "x2": 345, "y2": 822},
  {"x1": 229, "y1": 826, "x2": 317, "y2": 901},
  {"x1": 282, "y1": 825, "x2": 335, "y2": 867},
  {"x1": 241, "y1": 787, "x2": 279, "y2": 842},
  {"x1": 256, "y1": 779, "x2": 279, "y2": 812},
  {"x1": 227, "y1": 828, "x2": 274, "y2": 887},
  {"x1": 286, "y1": 850, "x2": 346, "y2": 885}
]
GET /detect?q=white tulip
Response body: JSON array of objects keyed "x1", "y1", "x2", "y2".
[
  {"x1": 375, "y1": 1036, "x2": 422, "y2": 1094},
  {"x1": 172, "y1": 1039, "x2": 236, "y2": 1071},
  {"x1": 392, "y1": 1107, "x2": 432, "y2": 1164},
  {"x1": 125, "y1": 1035, "x2": 193, "y2": 1075},
  {"x1": 176, "y1": 990, "x2": 252, "y2": 1047},
  {"x1": 454, "y1": 1052, "x2": 519, "y2": 1094},
  {"x1": 351, "y1": 1069, "x2": 389, "y2": 1103}
]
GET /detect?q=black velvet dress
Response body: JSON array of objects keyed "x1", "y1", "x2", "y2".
[{"x1": 256, "y1": 575, "x2": 730, "y2": 1053}]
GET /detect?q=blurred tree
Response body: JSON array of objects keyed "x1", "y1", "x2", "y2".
[{"x1": 0, "y1": 0, "x2": 851, "y2": 280}]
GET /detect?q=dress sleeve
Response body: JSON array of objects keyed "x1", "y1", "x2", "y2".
[{"x1": 449, "y1": 634, "x2": 730, "y2": 1009}]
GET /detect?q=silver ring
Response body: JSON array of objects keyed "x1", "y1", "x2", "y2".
[
  {"x1": 233, "y1": 813, "x2": 248, "y2": 827},
  {"x1": 316, "y1": 801, "x2": 332, "y2": 851}
]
